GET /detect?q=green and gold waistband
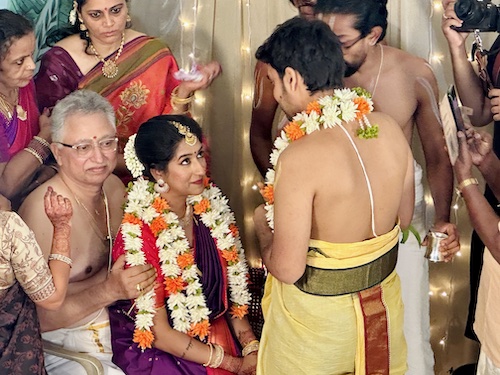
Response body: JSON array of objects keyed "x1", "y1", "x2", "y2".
[{"x1": 294, "y1": 243, "x2": 398, "y2": 296}]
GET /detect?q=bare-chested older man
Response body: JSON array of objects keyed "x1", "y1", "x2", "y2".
[
  {"x1": 315, "y1": 0, "x2": 459, "y2": 374},
  {"x1": 19, "y1": 90, "x2": 156, "y2": 374}
]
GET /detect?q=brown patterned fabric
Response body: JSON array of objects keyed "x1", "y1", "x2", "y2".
[{"x1": 0, "y1": 282, "x2": 46, "y2": 374}]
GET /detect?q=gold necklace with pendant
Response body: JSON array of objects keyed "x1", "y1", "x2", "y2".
[
  {"x1": 89, "y1": 32, "x2": 125, "y2": 79},
  {"x1": 0, "y1": 88, "x2": 27, "y2": 122}
]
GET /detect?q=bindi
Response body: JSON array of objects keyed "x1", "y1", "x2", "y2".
[{"x1": 93, "y1": 136, "x2": 97, "y2": 140}]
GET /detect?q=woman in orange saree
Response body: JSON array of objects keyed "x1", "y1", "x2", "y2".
[{"x1": 35, "y1": 0, "x2": 220, "y2": 183}]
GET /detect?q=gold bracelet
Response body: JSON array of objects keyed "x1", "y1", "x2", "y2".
[
  {"x1": 209, "y1": 343, "x2": 224, "y2": 368},
  {"x1": 24, "y1": 147, "x2": 43, "y2": 164},
  {"x1": 242, "y1": 340, "x2": 259, "y2": 356},
  {"x1": 48, "y1": 253, "x2": 72, "y2": 268},
  {"x1": 457, "y1": 178, "x2": 479, "y2": 195},
  {"x1": 170, "y1": 86, "x2": 194, "y2": 105},
  {"x1": 33, "y1": 136, "x2": 51, "y2": 148},
  {"x1": 202, "y1": 343, "x2": 213, "y2": 367}
]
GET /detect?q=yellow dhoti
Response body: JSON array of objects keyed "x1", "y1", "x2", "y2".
[{"x1": 257, "y1": 226, "x2": 407, "y2": 375}]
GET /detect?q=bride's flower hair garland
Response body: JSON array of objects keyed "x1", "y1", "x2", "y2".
[
  {"x1": 122, "y1": 135, "x2": 251, "y2": 350},
  {"x1": 261, "y1": 87, "x2": 377, "y2": 229}
]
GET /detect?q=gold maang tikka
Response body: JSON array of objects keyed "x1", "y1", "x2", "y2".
[{"x1": 171, "y1": 121, "x2": 197, "y2": 146}]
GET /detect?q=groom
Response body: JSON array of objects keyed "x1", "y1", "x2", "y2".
[{"x1": 253, "y1": 16, "x2": 415, "y2": 374}]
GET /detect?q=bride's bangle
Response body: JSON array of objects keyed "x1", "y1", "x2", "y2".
[{"x1": 48, "y1": 254, "x2": 72, "y2": 268}]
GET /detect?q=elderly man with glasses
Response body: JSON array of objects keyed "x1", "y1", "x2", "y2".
[{"x1": 19, "y1": 90, "x2": 156, "y2": 375}]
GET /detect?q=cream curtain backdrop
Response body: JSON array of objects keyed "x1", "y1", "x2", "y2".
[{"x1": 130, "y1": 0, "x2": 484, "y2": 372}]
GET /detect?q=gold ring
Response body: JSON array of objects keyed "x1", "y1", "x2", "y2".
[{"x1": 136, "y1": 283, "x2": 142, "y2": 292}]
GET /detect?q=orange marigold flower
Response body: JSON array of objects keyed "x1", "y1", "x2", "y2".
[
  {"x1": 164, "y1": 276, "x2": 185, "y2": 295},
  {"x1": 133, "y1": 329, "x2": 155, "y2": 350},
  {"x1": 150, "y1": 216, "x2": 168, "y2": 236},
  {"x1": 354, "y1": 97, "x2": 371, "y2": 120},
  {"x1": 284, "y1": 122, "x2": 305, "y2": 142},
  {"x1": 123, "y1": 213, "x2": 142, "y2": 225},
  {"x1": 189, "y1": 320, "x2": 210, "y2": 340},
  {"x1": 177, "y1": 252, "x2": 195, "y2": 269},
  {"x1": 193, "y1": 198, "x2": 210, "y2": 215},
  {"x1": 229, "y1": 223, "x2": 239, "y2": 237},
  {"x1": 221, "y1": 248, "x2": 239, "y2": 263},
  {"x1": 203, "y1": 176, "x2": 211, "y2": 188},
  {"x1": 152, "y1": 197, "x2": 169, "y2": 213},
  {"x1": 306, "y1": 101, "x2": 321, "y2": 115},
  {"x1": 230, "y1": 304, "x2": 249, "y2": 319},
  {"x1": 260, "y1": 185, "x2": 274, "y2": 204}
]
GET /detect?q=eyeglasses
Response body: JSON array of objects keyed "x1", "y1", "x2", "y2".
[
  {"x1": 340, "y1": 34, "x2": 365, "y2": 50},
  {"x1": 56, "y1": 137, "x2": 118, "y2": 157}
]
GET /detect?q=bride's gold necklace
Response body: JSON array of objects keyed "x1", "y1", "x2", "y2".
[
  {"x1": 89, "y1": 32, "x2": 125, "y2": 79},
  {"x1": 0, "y1": 88, "x2": 27, "y2": 122}
]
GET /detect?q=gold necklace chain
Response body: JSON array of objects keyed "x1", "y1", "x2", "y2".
[
  {"x1": 371, "y1": 44, "x2": 384, "y2": 99},
  {"x1": 60, "y1": 177, "x2": 110, "y2": 241},
  {"x1": 89, "y1": 32, "x2": 125, "y2": 79},
  {"x1": 0, "y1": 88, "x2": 26, "y2": 121},
  {"x1": 178, "y1": 202, "x2": 192, "y2": 228}
]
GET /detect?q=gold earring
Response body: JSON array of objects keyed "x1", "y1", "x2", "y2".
[
  {"x1": 126, "y1": 14, "x2": 132, "y2": 23},
  {"x1": 79, "y1": 18, "x2": 87, "y2": 31}
]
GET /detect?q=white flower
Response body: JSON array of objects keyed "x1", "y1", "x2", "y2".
[
  {"x1": 169, "y1": 226, "x2": 186, "y2": 239},
  {"x1": 136, "y1": 291, "x2": 156, "y2": 310},
  {"x1": 274, "y1": 132, "x2": 289, "y2": 151},
  {"x1": 340, "y1": 100, "x2": 357, "y2": 123},
  {"x1": 265, "y1": 203, "x2": 274, "y2": 230},
  {"x1": 124, "y1": 200, "x2": 144, "y2": 215},
  {"x1": 125, "y1": 250, "x2": 146, "y2": 266},
  {"x1": 191, "y1": 307, "x2": 211, "y2": 322},
  {"x1": 217, "y1": 234, "x2": 235, "y2": 250},
  {"x1": 321, "y1": 104, "x2": 342, "y2": 128},
  {"x1": 161, "y1": 263, "x2": 181, "y2": 276},
  {"x1": 269, "y1": 148, "x2": 282, "y2": 167},
  {"x1": 141, "y1": 207, "x2": 160, "y2": 223},
  {"x1": 124, "y1": 134, "x2": 145, "y2": 178},
  {"x1": 172, "y1": 239, "x2": 190, "y2": 254},
  {"x1": 265, "y1": 169, "x2": 275, "y2": 184},
  {"x1": 121, "y1": 223, "x2": 141, "y2": 237},
  {"x1": 123, "y1": 236, "x2": 143, "y2": 252},
  {"x1": 211, "y1": 222, "x2": 230, "y2": 239},
  {"x1": 200, "y1": 210, "x2": 220, "y2": 227},
  {"x1": 334, "y1": 88, "x2": 357, "y2": 101},
  {"x1": 303, "y1": 111, "x2": 321, "y2": 134},
  {"x1": 185, "y1": 295, "x2": 207, "y2": 309},
  {"x1": 135, "y1": 312, "x2": 154, "y2": 330}
]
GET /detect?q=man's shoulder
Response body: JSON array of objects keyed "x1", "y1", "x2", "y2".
[
  {"x1": 384, "y1": 46, "x2": 435, "y2": 77},
  {"x1": 104, "y1": 174, "x2": 126, "y2": 205}
]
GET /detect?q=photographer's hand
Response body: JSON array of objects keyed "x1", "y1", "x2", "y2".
[
  {"x1": 489, "y1": 88, "x2": 500, "y2": 121},
  {"x1": 441, "y1": 0, "x2": 468, "y2": 49}
]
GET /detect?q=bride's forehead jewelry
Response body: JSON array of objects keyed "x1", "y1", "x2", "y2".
[
  {"x1": 171, "y1": 121, "x2": 197, "y2": 146},
  {"x1": 69, "y1": 1, "x2": 78, "y2": 25}
]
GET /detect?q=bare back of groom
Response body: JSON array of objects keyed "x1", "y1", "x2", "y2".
[
  {"x1": 315, "y1": 1, "x2": 460, "y2": 373},
  {"x1": 253, "y1": 17, "x2": 414, "y2": 374}
]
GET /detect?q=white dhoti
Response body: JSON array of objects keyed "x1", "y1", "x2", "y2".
[
  {"x1": 396, "y1": 162, "x2": 434, "y2": 375},
  {"x1": 42, "y1": 310, "x2": 124, "y2": 375},
  {"x1": 477, "y1": 350, "x2": 500, "y2": 375}
]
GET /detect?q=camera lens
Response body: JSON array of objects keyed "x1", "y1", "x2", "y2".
[{"x1": 454, "y1": 0, "x2": 484, "y2": 23}]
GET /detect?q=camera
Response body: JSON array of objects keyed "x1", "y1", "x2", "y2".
[{"x1": 453, "y1": 0, "x2": 500, "y2": 32}]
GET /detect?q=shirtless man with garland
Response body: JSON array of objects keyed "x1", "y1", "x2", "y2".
[
  {"x1": 19, "y1": 90, "x2": 156, "y2": 374},
  {"x1": 315, "y1": 0, "x2": 459, "y2": 373}
]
